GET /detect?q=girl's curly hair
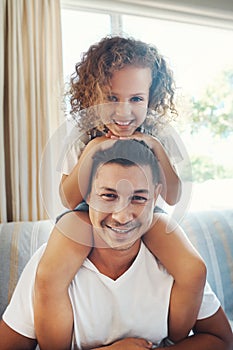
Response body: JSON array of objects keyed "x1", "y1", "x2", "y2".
[{"x1": 67, "y1": 35, "x2": 178, "y2": 135}]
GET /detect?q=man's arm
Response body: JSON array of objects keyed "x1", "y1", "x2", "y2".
[
  {"x1": 162, "y1": 307, "x2": 233, "y2": 350},
  {"x1": 92, "y1": 308, "x2": 232, "y2": 350},
  {"x1": 0, "y1": 320, "x2": 37, "y2": 350},
  {"x1": 89, "y1": 308, "x2": 232, "y2": 350}
]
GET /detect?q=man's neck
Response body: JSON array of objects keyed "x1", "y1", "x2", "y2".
[{"x1": 88, "y1": 240, "x2": 141, "y2": 280}]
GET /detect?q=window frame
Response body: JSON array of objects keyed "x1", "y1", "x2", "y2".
[{"x1": 61, "y1": 0, "x2": 233, "y2": 31}]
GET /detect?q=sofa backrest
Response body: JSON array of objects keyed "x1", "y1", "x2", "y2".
[
  {"x1": 0, "y1": 220, "x2": 53, "y2": 318},
  {"x1": 181, "y1": 209, "x2": 233, "y2": 322}
]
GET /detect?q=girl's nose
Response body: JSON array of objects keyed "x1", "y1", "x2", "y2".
[{"x1": 115, "y1": 102, "x2": 131, "y2": 117}]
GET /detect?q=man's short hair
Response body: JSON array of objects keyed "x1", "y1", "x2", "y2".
[{"x1": 87, "y1": 139, "x2": 160, "y2": 196}]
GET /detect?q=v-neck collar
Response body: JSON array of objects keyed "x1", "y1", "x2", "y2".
[{"x1": 82, "y1": 241, "x2": 145, "y2": 284}]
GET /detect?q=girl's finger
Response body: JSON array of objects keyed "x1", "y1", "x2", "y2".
[{"x1": 146, "y1": 340, "x2": 153, "y2": 348}]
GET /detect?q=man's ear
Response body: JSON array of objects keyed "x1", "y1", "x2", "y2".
[
  {"x1": 154, "y1": 183, "x2": 162, "y2": 201},
  {"x1": 86, "y1": 194, "x2": 90, "y2": 205}
]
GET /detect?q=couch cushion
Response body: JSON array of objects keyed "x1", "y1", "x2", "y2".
[
  {"x1": 0, "y1": 220, "x2": 52, "y2": 318},
  {"x1": 181, "y1": 210, "x2": 233, "y2": 322}
]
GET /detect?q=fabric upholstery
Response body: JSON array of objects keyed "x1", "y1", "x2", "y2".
[
  {"x1": 181, "y1": 210, "x2": 233, "y2": 321},
  {"x1": 0, "y1": 220, "x2": 52, "y2": 317}
]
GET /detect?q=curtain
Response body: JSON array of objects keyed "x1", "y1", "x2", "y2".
[
  {"x1": 0, "y1": 0, "x2": 64, "y2": 223},
  {"x1": 0, "y1": 1, "x2": 7, "y2": 222}
]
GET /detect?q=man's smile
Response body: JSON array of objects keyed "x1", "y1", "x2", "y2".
[
  {"x1": 102, "y1": 223, "x2": 142, "y2": 244},
  {"x1": 105, "y1": 223, "x2": 139, "y2": 234}
]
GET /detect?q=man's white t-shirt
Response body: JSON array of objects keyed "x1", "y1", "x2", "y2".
[{"x1": 3, "y1": 242, "x2": 220, "y2": 349}]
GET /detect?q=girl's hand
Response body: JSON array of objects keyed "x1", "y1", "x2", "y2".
[
  {"x1": 86, "y1": 135, "x2": 117, "y2": 152},
  {"x1": 105, "y1": 130, "x2": 160, "y2": 150},
  {"x1": 128, "y1": 132, "x2": 160, "y2": 149},
  {"x1": 104, "y1": 131, "x2": 163, "y2": 164},
  {"x1": 105, "y1": 130, "x2": 148, "y2": 141},
  {"x1": 105, "y1": 130, "x2": 120, "y2": 139}
]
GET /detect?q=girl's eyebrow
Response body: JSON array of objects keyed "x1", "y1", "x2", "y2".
[{"x1": 110, "y1": 91, "x2": 148, "y2": 96}]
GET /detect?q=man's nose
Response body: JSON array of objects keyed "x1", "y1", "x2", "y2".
[
  {"x1": 115, "y1": 102, "x2": 131, "y2": 117},
  {"x1": 111, "y1": 202, "x2": 134, "y2": 224}
]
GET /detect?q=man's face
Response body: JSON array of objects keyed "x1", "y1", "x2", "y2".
[{"x1": 87, "y1": 162, "x2": 161, "y2": 250}]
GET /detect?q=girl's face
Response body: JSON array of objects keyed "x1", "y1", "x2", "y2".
[{"x1": 102, "y1": 65, "x2": 152, "y2": 137}]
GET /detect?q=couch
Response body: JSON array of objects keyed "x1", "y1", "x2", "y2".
[{"x1": 0, "y1": 209, "x2": 233, "y2": 329}]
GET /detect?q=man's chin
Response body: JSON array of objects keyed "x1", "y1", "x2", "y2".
[
  {"x1": 110, "y1": 240, "x2": 137, "y2": 251},
  {"x1": 107, "y1": 230, "x2": 143, "y2": 250}
]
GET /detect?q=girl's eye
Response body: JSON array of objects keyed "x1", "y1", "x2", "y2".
[
  {"x1": 108, "y1": 95, "x2": 118, "y2": 102},
  {"x1": 130, "y1": 96, "x2": 144, "y2": 102},
  {"x1": 131, "y1": 195, "x2": 148, "y2": 204}
]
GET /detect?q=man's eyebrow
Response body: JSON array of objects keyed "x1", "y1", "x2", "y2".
[
  {"x1": 98, "y1": 187, "x2": 149, "y2": 194},
  {"x1": 98, "y1": 187, "x2": 117, "y2": 192},
  {"x1": 134, "y1": 189, "x2": 150, "y2": 195}
]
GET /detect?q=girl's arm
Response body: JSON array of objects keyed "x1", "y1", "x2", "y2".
[
  {"x1": 142, "y1": 213, "x2": 207, "y2": 342},
  {"x1": 35, "y1": 137, "x2": 115, "y2": 349},
  {"x1": 59, "y1": 136, "x2": 110, "y2": 209},
  {"x1": 34, "y1": 211, "x2": 93, "y2": 350},
  {"x1": 150, "y1": 136, "x2": 181, "y2": 205},
  {"x1": 140, "y1": 133, "x2": 181, "y2": 205}
]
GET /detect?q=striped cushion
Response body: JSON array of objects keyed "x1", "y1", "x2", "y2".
[
  {"x1": 0, "y1": 220, "x2": 52, "y2": 318},
  {"x1": 180, "y1": 210, "x2": 233, "y2": 322}
]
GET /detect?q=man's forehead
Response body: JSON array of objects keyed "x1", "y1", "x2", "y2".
[{"x1": 93, "y1": 162, "x2": 153, "y2": 189}]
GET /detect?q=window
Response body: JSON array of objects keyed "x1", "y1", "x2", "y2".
[
  {"x1": 61, "y1": 9, "x2": 111, "y2": 80},
  {"x1": 61, "y1": 5, "x2": 233, "y2": 212},
  {"x1": 122, "y1": 14, "x2": 233, "y2": 211}
]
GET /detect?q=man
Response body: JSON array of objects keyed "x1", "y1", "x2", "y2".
[{"x1": 0, "y1": 139, "x2": 232, "y2": 350}]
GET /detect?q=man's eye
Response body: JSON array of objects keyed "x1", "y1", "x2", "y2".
[
  {"x1": 101, "y1": 193, "x2": 117, "y2": 200},
  {"x1": 131, "y1": 195, "x2": 148, "y2": 204},
  {"x1": 130, "y1": 96, "x2": 144, "y2": 102},
  {"x1": 108, "y1": 95, "x2": 118, "y2": 102}
]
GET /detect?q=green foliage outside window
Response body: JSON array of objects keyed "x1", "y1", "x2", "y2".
[
  {"x1": 178, "y1": 68, "x2": 233, "y2": 182},
  {"x1": 190, "y1": 68, "x2": 233, "y2": 137},
  {"x1": 190, "y1": 155, "x2": 233, "y2": 183}
]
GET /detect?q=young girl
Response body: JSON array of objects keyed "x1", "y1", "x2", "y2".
[{"x1": 34, "y1": 36, "x2": 206, "y2": 349}]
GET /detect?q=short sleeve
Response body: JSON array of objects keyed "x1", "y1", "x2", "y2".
[
  {"x1": 157, "y1": 125, "x2": 184, "y2": 165},
  {"x1": 156, "y1": 124, "x2": 192, "y2": 182},
  {"x1": 197, "y1": 281, "x2": 221, "y2": 320},
  {"x1": 56, "y1": 126, "x2": 89, "y2": 175}
]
